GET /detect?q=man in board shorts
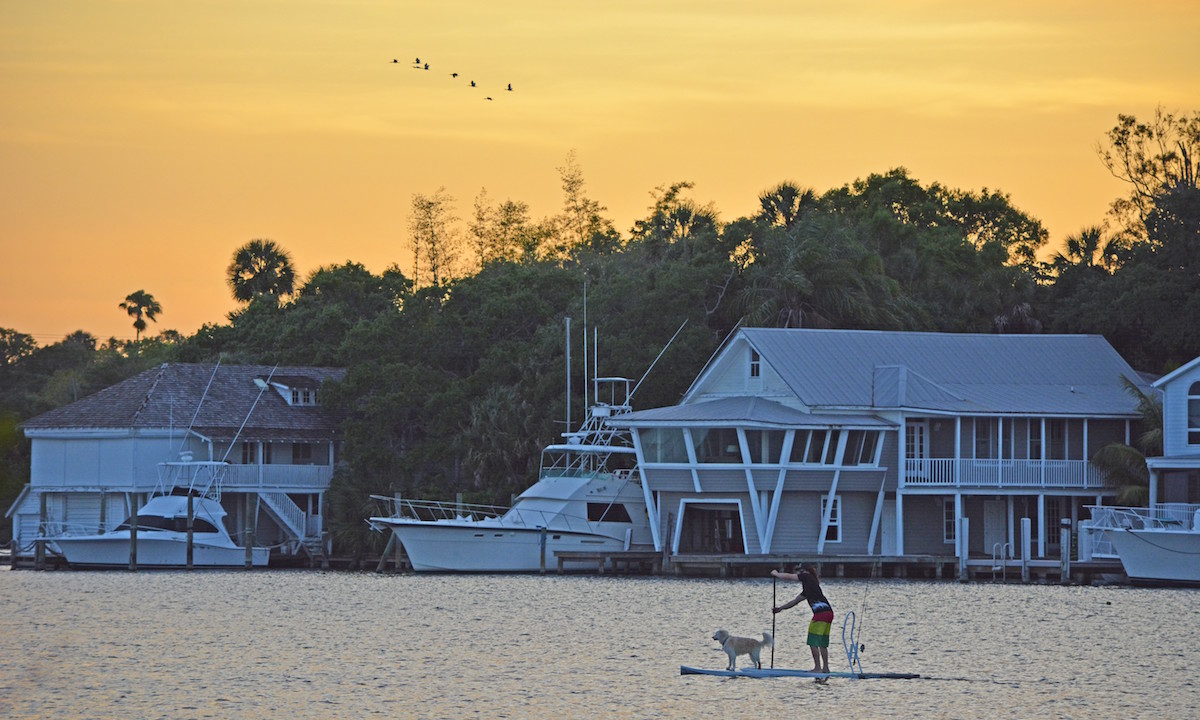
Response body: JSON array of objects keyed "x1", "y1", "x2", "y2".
[{"x1": 771, "y1": 564, "x2": 833, "y2": 674}]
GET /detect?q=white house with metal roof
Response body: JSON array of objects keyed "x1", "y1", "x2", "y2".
[
  {"x1": 1146, "y1": 356, "x2": 1200, "y2": 508},
  {"x1": 6, "y1": 363, "x2": 345, "y2": 566},
  {"x1": 608, "y1": 328, "x2": 1153, "y2": 573}
]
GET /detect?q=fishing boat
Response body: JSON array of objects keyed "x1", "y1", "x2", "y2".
[
  {"x1": 369, "y1": 377, "x2": 654, "y2": 572},
  {"x1": 1087, "y1": 505, "x2": 1200, "y2": 585},
  {"x1": 46, "y1": 459, "x2": 270, "y2": 569},
  {"x1": 49, "y1": 493, "x2": 269, "y2": 569}
]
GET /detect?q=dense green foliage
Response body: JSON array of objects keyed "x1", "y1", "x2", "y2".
[{"x1": 2, "y1": 109, "x2": 1197, "y2": 546}]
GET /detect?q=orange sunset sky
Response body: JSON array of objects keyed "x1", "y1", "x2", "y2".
[{"x1": 2, "y1": 1, "x2": 1198, "y2": 343}]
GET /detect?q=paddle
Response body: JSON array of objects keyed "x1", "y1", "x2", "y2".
[{"x1": 770, "y1": 574, "x2": 776, "y2": 668}]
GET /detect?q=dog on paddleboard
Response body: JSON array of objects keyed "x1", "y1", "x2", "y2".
[{"x1": 712, "y1": 629, "x2": 773, "y2": 670}]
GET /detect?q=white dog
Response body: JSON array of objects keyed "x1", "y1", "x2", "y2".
[{"x1": 712, "y1": 629, "x2": 773, "y2": 670}]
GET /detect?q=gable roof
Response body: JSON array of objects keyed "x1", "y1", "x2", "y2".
[
  {"x1": 708, "y1": 328, "x2": 1150, "y2": 416},
  {"x1": 23, "y1": 363, "x2": 345, "y2": 441}
]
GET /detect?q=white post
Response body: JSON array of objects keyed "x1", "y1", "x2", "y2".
[
  {"x1": 1037, "y1": 494, "x2": 1046, "y2": 558},
  {"x1": 1059, "y1": 518, "x2": 1071, "y2": 584},
  {"x1": 1021, "y1": 517, "x2": 1032, "y2": 583},
  {"x1": 958, "y1": 516, "x2": 970, "y2": 582}
]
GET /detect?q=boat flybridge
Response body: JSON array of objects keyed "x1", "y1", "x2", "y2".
[
  {"x1": 46, "y1": 457, "x2": 270, "y2": 569},
  {"x1": 369, "y1": 377, "x2": 654, "y2": 572}
]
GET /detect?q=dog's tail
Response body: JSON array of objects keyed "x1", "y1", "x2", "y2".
[{"x1": 763, "y1": 631, "x2": 774, "y2": 647}]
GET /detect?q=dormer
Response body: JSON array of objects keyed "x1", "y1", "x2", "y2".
[{"x1": 255, "y1": 375, "x2": 321, "y2": 407}]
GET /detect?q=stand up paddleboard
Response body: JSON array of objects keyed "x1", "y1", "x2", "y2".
[{"x1": 680, "y1": 665, "x2": 920, "y2": 680}]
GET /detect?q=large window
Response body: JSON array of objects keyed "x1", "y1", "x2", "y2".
[
  {"x1": 820, "y1": 495, "x2": 841, "y2": 543},
  {"x1": 843, "y1": 430, "x2": 881, "y2": 467},
  {"x1": 691, "y1": 428, "x2": 741, "y2": 463},
  {"x1": 744, "y1": 429, "x2": 785, "y2": 464},
  {"x1": 749, "y1": 349, "x2": 761, "y2": 378},
  {"x1": 638, "y1": 428, "x2": 688, "y2": 463},
  {"x1": 1189, "y1": 382, "x2": 1200, "y2": 446},
  {"x1": 1028, "y1": 420, "x2": 1042, "y2": 459},
  {"x1": 788, "y1": 430, "x2": 834, "y2": 465}
]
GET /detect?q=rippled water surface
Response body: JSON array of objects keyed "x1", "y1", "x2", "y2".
[{"x1": 1, "y1": 568, "x2": 1196, "y2": 719}]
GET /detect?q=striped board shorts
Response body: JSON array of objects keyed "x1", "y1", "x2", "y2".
[{"x1": 807, "y1": 606, "x2": 834, "y2": 648}]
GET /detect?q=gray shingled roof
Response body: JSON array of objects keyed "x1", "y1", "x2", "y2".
[
  {"x1": 23, "y1": 363, "x2": 345, "y2": 441},
  {"x1": 612, "y1": 396, "x2": 893, "y2": 428},
  {"x1": 735, "y1": 328, "x2": 1149, "y2": 416}
]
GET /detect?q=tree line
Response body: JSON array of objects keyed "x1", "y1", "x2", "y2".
[{"x1": 1, "y1": 108, "x2": 1196, "y2": 557}]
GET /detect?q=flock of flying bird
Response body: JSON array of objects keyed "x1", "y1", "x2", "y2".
[{"x1": 393, "y1": 57, "x2": 513, "y2": 101}]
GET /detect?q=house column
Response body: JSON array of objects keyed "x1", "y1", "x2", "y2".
[
  {"x1": 817, "y1": 431, "x2": 849, "y2": 554},
  {"x1": 1037, "y1": 494, "x2": 1046, "y2": 558},
  {"x1": 895, "y1": 492, "x2": 904, "y2": 556},
  {"x1": 954, "y1": 417, "x2": 962, "y2": 486}
]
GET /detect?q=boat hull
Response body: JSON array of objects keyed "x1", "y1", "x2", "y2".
[
  {"x1": 1107, "y1": 529, "x2": 1200, "y2": 584},
  {"x1": 52, "y1": 534, "x2": 270, "y2": 569},
  {"x1": 378, "y1": 520, "x2": 630, "y2": 572}
]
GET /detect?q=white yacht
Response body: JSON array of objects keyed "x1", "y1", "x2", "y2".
[
  {"x1": 1083, "y1": 504, "x2": 1200, "y2": 584},
  {"x1": 369, "y1": 378, "x2": 654, "y2": 572},
  {"x1": 50, "y1": 493, "x2": 269, "y2": 569}
]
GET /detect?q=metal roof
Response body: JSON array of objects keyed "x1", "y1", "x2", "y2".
[
  {"x1": 736, "y1": 328, "x2": 1150, "y2": 416},
  {"x1": 610, "y1": 396, "x2": 893, "y2": 428}
]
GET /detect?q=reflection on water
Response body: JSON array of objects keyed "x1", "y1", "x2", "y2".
[{"x1": 0, "y1": 569, "x2": 1195, "y2": 719}]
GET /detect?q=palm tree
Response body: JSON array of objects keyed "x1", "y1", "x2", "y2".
[
  {"x1": 1090, "y1": 376, "x2": 1163, "y2": 505},
  {"x1": 757, "y1": 182, "x2": 819, "y2": 230},
  {"x1": 227, "y1": 239, "x2": 296, "y2": 304},
  {"x1": 119, "y1": 290, "x2": 162, "y2": 341}
]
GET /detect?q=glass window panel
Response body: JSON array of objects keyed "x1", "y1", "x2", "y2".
[
  {"x1": 692, "y1": 428, "x2": 740, "y2": 463},
  {"x1": 638, "y1": 428, "x2": 688, "y2": 463},
  {"x1": 745, "y1": 429, "x2": 785, "y2": 463}
]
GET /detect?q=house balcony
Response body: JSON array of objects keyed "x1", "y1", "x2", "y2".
[
  {"x1": 220, "y1": 464, "x2": 334, "y2": 492},
  {"x1": 904, "y1": 458, "x2": 1106, "y2": 489}
]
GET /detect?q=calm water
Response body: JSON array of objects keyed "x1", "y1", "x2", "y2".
[{"x1": 0, "y1": 568, "x2": 1196, "y2": 719}]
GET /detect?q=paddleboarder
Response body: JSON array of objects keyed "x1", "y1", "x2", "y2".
[{"x1": 771, "y1": 564, "x2": 833, "y2": 674}]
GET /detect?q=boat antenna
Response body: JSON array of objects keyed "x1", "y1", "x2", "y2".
[
  {"x1": 582, "y1": 276, "x2": 588, "y2": 412},
  {"x1": 564, "y1": 316, "x2": 572, "y2": 431},
  {"x1": 628, "y1": 319, "x2": 688, "y2": 406},
  {"x1": 176, "y1": 359, "x2": 221, "y2": 456}
]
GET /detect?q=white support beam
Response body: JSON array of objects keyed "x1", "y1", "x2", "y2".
[
  {"x1": 817, "y1": 431, "x2": 849, "y2": 554},
  {"x1": 762, "y1": 431, "x2": 797, "y2": 554},
  {"x1": 630, "y1": 430, "x2": 662, "y2": 551}
]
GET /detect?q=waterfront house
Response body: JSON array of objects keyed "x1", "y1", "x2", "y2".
[
  {"x1": 607, "y1": 328, "x2": 1152, "y2": 575},
  {"x1": 6, "y1": 363, "x2": 345, "y2": 565},
  {"x1": 1146, "y1": 356, "x2": 1200, "y2": 512}
]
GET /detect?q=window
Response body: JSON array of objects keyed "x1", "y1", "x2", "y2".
[
  {"x1": 843, "y1": 430, "x2": 881, "y2": 467},
  {"x1": 691, "y1": 428, "x2": 741, "y2": 463},
  {"x1": 639, "y1": 428, "x2": 688, "y2": 463},
  {"x1": 973, "y1": 418, "x2": 994, "y2": 459},
  {"x1": 242, "y1": 442, "x2": 271, "y2": 464},
  {"x1": 1189, "y1": 382, "x2": 1200, "y2": 445},
  {"x1": 820, "y1": 495, "x2": 841, "y2": 543},
  {"x1": 943, "y1": 499, "x2": 956, "y2": 543},
  {"x1": 587, "y1": 502, "x2": 633, "y2": 523},
  {"x1": 290, "y1": 387, "x2": 317, "y2": 406},
  {"x1": 292, "y1": 443, "x2": 314, "y2": 464},
  {"x1": 749, "y1": 349, "x2": 761, "y2": 378},
  {"x1": 744, "y1": 429, "x2": 784, "y2": 464},
  {"x1": 1028, "y1": 421, "x2": 1042, "y2": 459}
]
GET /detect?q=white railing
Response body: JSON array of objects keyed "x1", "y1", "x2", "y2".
[
  {"x1": 222, "y1": 464, "x2": 333, "y2": 490},
  {"x1": 904, "y1": 458, "x2": 1105, "y2": 488},
  {"x1": 258, "y1": 491, "x2": 308, "y2": 540}
]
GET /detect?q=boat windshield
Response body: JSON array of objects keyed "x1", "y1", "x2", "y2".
[{"x1": 115, "y1": 515, "x2": 221, "y2": 533}]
